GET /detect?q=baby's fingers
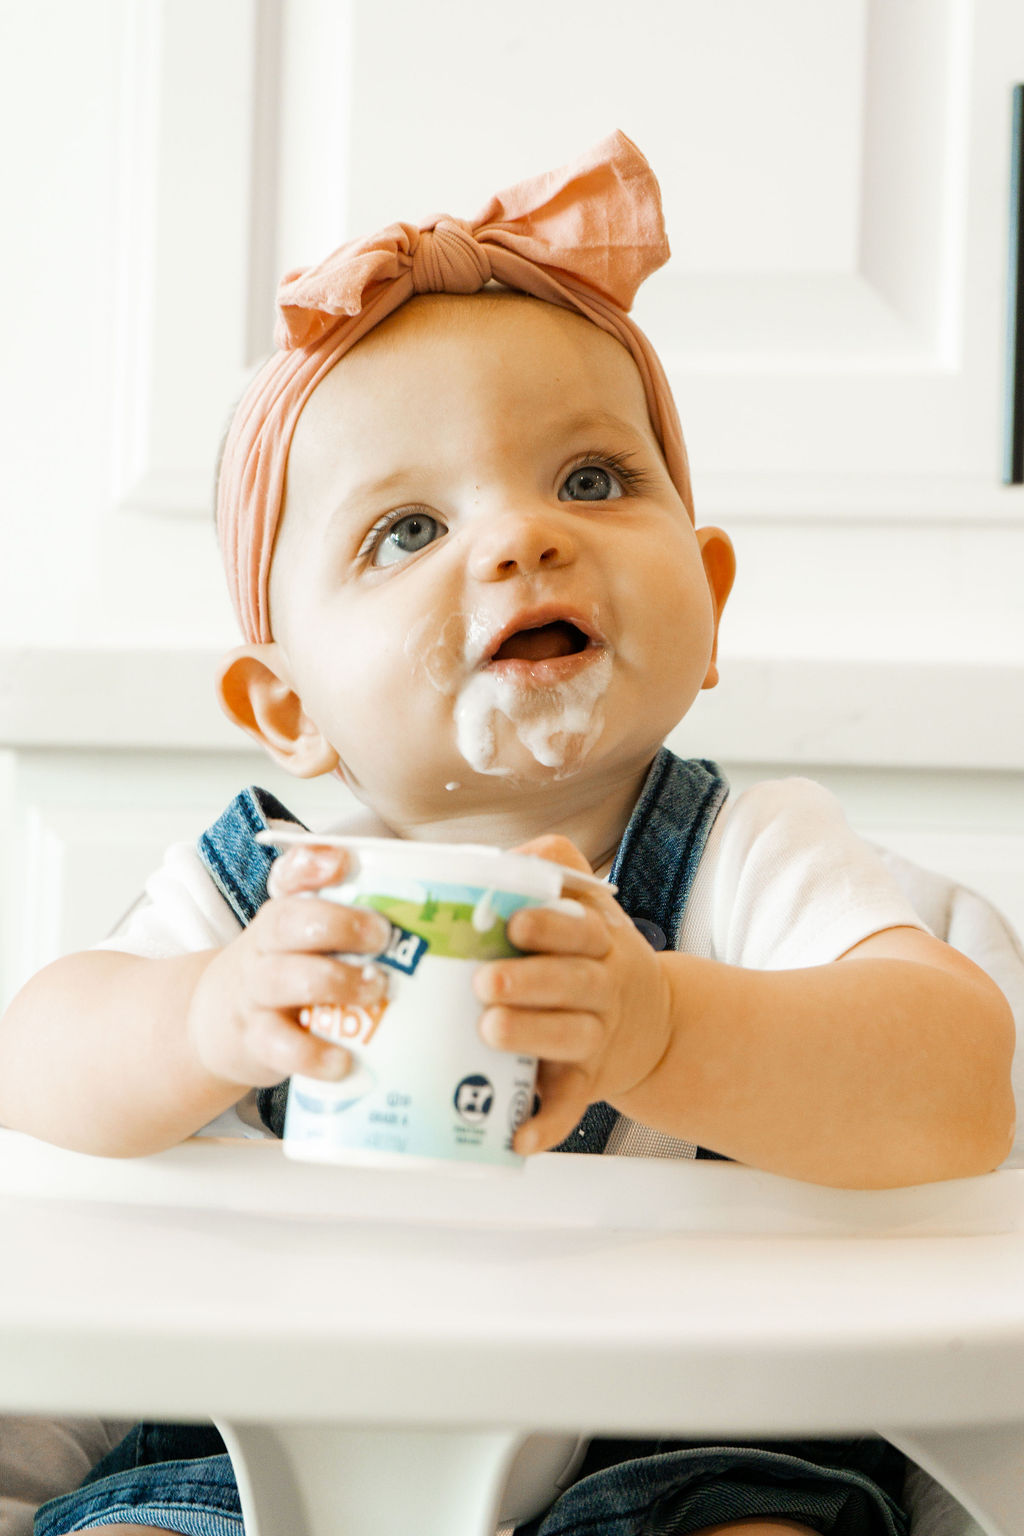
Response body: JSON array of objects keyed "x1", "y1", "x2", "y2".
[
  {"x1": 505, "y1": 900, "x2": 611, "y2": 958},
  {"x1": 480, "y1": 1005, "x2": 603, "y2": 1062},
  {"x1": 476, "y1": 953, "x2": 609, "y2": 1014},
  {"x1": 253, "y1": 892, "x2": 392, "y2": 957},
  {"x1": 511, "y1": 833, "x2": 593, "y2": 875},
  {"x1": 249, "y1": 952, "x2": 387, "y2": 1013},
  {"x1": 267, "y1": 843, "x2": 351, "y2": 898},
  {"x1": 514, "y1": 1061, "x2": 592, "y2": 1155},
  {"x1": 246, "y1": 1007, "x2": 352, "y2": 1084}
]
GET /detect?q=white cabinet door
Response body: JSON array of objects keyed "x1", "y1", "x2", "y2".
[
  {"x1": 99, "y1": 0, "x2": 1024, "y2": 526},
  {"x1": 335, "y1": 0, "x2": 1024, "y2": 509}
]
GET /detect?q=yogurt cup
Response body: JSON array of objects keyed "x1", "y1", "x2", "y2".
[{"x1": 255, "y1": 832, "x2": 612, "y2": 1173}]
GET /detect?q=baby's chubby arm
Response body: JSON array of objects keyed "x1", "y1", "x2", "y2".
[
  {"x1": 0, "y1": 846, "x2": 390, "y2": 1157},
  {"x1": 476, "y1": 836, "x2": 1016, "y2": 1189}
]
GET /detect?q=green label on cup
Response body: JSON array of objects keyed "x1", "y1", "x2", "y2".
[{"x1": 356, "y1": 879, "x2": 529, "y2": 961}]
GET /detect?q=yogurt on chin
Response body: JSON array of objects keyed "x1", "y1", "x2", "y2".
[{"x1": 405, "y1": 603, "x2": 613, "y2": 783}]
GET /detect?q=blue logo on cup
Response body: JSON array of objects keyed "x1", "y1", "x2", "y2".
[
  {"x1": 454, "y1": 1075, "x2": 494, "y2": 1123},
  {"x1": 377, "y1": 923, "x2": 428, "y2": 975}
]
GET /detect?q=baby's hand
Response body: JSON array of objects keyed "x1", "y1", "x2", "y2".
[
  {"x1": 473, "y1": 835, "x2": 672, "y2": 1154},
  {"x1": 186, "y1": 844, "x2": 391, "y2": 1090}
]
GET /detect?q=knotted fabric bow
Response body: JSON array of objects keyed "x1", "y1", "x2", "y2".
[{"x1": 217, "y1": 130, "x2": 692, "y2": 643}]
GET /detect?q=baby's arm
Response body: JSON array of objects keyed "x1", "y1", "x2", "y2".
[
  {"x1": 475, "y1": 836, "x2": 1016, "y2": 1188},
  {"x1": 0, "y1": 848, "x2": 390, "y2": 1157}
]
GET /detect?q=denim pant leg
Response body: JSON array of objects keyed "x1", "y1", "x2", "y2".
[
  {"x1": 514, "y1": 1436, "x2": 909, "y2": 1536},
  {"x1": 34, "y1": 1423, "x2": 242, "y2": 1536}
]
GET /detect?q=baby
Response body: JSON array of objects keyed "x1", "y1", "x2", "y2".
[{"x1": 0, "y1": 132, "x2": 1014, "y2": 1536}]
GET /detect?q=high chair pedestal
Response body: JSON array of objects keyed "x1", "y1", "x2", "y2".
[
  {"x1": 884, "y1": 1423, "x2": 1024, "y2": 1536},
  {"x1": 216, "y1": 1421, "x2": 526, "y2": 1536}
]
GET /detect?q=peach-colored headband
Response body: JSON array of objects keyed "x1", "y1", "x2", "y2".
[{"x1": 216, "y1": 130, "x2": 692, "y2": 643}]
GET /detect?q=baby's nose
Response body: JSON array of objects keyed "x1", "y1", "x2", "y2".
[{"x1": 468, "y1": 511, "x2": 576, "y2": 581}]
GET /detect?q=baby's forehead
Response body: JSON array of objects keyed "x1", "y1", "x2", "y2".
[
  {"x1": 353, "y1": 289, "x2": 635, "y2": 372},
  {"x1": 378, "y1": 287, "x2": 595, "y2": 341},
  {"x1": 293, "y1": 291, "x2": 653, "y2": 449}
]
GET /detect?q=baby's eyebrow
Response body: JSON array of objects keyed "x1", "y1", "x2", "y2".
[
  {"x1": 336, "y1": 467, "x2": 427, "y2": 507},
  {"x1": 554, "y1": 409, "x2": 650, "y2": 443},
  {"x1": 323, "y1": 468, "x2": 439, "y2": 537}
]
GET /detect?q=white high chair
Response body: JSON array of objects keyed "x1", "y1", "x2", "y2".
[
  {"x1": 1, "y1": 1138, "x2": 1023, "y2": 1536},
  {"x1": 0, "y1": 856, "x2": 1020, "y2": 1536}
]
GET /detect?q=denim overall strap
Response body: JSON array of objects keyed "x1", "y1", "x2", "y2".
[
  {"x1": 553, "y1": 749, "x2": 728, "y2": 1155},
  {"x1": 197, "y1": 787, "x2": 309, "y2": 1137},
  {"x1": 197, "y1": 786, "x2": 308, "y2": 924}
]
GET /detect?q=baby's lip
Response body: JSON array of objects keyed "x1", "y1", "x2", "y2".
[{"x1": 480, "y1": 606, "x2": 607, "y2": 666}]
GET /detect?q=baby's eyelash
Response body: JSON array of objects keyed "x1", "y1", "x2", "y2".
[
  {"x1": 356, "y1": 506, "x2": 441, "y2": 562},
  {"x1": 563, "y1": 449, "x2": 652, "y2": 493}
]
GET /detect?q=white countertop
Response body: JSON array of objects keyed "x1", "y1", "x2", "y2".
[{"x1": 0, "y1": 646, "x2": 1021, "y2": 769}]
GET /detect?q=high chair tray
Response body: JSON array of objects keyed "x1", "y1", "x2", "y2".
[
  {"x1": 2, "y1": 1129, "x2": 1024, "y2": 1536},
  {"x1": 1, "y1": 1129, "x2": 1022, "y2": 1237}
]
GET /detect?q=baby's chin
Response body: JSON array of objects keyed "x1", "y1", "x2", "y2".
[
  {"x1": 338, "y1": 696, "x2": 622, "y2": 827},
  {"x1": 359, "y1": 746, "x2": 600, "y2": 828}
]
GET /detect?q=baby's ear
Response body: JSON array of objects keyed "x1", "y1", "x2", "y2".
[
  {"x1": 696, "y1": 527, "x2": 736, "y2": 690},
  {"x1": 216, "y1": 645, "x2": 339, "y2": 778}
]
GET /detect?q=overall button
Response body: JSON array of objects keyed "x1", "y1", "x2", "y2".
[{"x1": 631, "y1": 917, "x2": 666, "y2": 950}]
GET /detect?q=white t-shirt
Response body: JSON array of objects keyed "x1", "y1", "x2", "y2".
[{"x1": 93, "y1": 775, "x2": 928, "y2": 1148}]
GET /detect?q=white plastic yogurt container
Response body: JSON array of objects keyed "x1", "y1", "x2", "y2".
[{"x1": 256, "y1": 833, "x2": 610, "y2": 1173}]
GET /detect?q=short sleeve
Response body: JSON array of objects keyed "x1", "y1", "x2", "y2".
[
  {"x1": 705, "y1": 778, "x2": 930, "y2": 970},
  {"x1": 93, "y1": 842, "x2": 243, "y2": 958}
]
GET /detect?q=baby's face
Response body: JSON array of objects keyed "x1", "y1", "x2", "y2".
[{"x1": 262, "y1": 293, "x2": 731, "y2": 827}]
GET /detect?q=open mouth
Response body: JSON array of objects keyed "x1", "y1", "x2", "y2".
[{"x1": 490, "y1": 620, "x2": 593, "y2": 664}]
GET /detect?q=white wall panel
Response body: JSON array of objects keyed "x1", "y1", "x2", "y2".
[
  {"x1": 0, "y1": 0, "x2": 1020, "y2": 1011},
  {"x1": 0, "y1": 748, "x2": 352, "y2": 1009}
]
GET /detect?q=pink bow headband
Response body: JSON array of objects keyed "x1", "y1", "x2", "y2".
[{"x1": 216, "y1": 130, "x2": 692, "y2": 643}]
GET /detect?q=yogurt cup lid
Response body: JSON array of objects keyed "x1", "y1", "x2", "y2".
[{"x1": 254, "y1": 829, "x2": 617, "y2": 896}]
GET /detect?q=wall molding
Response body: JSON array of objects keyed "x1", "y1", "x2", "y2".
[
  {"x1": 692, "y1": 472, "x2": 1024, "y2": 525},
  {"x1": 0, "y1": 646, "x2": 1020, "y2": 770},
  {"x1": 111, "y1": 0, "x2": 283, "y2": 521}
]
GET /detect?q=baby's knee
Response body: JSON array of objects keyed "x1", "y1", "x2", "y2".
[
  {"x1": 691, "y1": 1523, "x2": 821, "y2": 1536},
  {"x1": 68, "y1": 1528, "x2": 172, "y2": 1535}
]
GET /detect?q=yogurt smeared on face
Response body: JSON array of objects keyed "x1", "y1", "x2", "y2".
[
  {"x1": 453, "y1": 652, "x2": 613, "y2": 777},
  {"x1": 405, "y1": 606, "x2": 613, "y2": 780}
]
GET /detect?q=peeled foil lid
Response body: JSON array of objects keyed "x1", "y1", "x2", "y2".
[{"x1": 254, "y1": 829, "x2": 616, "y2": 895}]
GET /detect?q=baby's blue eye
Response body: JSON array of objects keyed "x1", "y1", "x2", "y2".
[
  {"x1": 558, "y1": 465, "x2": 624, "y2": 502},
  {"x1": 372, "y1": 511, "x2": 446, "y2": 567}
]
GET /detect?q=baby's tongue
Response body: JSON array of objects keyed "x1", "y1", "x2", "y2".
[{"x1": 494, "y1": 621, "x2": 578, "y2": 662}]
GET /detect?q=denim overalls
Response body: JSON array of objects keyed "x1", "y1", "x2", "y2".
[{"x1": 34, "y1": 748, "x2": 908, "y2": 1536}]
